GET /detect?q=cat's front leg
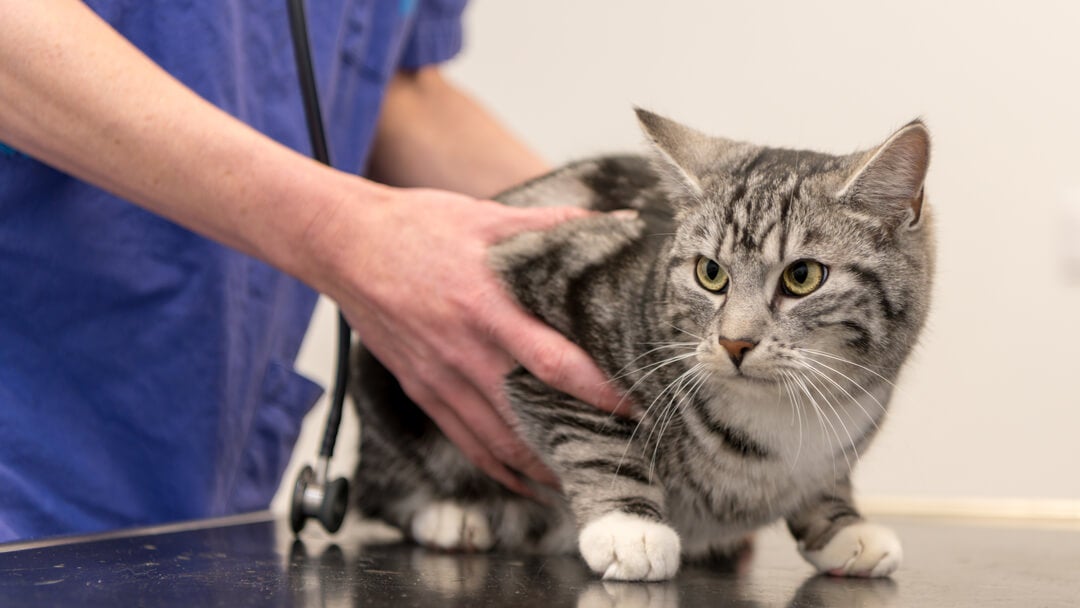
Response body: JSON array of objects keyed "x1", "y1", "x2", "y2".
[
  {"x1": 785, "y1": 479, "x2": 902, "y2": 577},
  {"x1": 508, "y1": 375, "x2": 681, "y2": 581}
]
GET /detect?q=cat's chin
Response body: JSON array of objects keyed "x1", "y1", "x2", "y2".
[{"x1": 719, "y1": 370, "x2": 777, "y2": 387}]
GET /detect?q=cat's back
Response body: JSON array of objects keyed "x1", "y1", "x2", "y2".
[
  {"x1": 497, "y1": 155, "x2": 672, "y2": 226},
  {"x1": 490, "y1": 155, "x2": 674, "y2": 340}
]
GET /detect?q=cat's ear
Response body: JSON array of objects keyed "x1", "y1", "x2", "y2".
[
  {"x1": 635, "y1": 108, "x2": 736, "y2": 198},
  {"x1": 839, "y1": 120, "x2": 931, "y2": 229}
]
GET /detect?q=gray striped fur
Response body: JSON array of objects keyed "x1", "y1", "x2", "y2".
[{"x1": 352, "y1": 110, "x2": 933, "y2": 567}]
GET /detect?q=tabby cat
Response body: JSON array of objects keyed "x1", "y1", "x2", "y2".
[{"x1": 352, "y1": 109, "x2": 933, "y2": 581}]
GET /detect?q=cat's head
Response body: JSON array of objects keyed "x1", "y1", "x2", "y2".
[{"x1": 639, "y1": 109, "x2": 934, "y2": 394}]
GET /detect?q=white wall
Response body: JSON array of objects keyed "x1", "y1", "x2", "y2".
[{"x1": 278, "y1": 0, "x2": 1080, "y2": 514}]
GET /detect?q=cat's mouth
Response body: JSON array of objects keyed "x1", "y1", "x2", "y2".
[{"x1": 726, "y1": 368, "x2": 777, "y2": 386}]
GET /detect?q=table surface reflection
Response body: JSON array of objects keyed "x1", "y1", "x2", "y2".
[{"x1": 1, "y1": 511, "x2": 1078, "y2": 607}]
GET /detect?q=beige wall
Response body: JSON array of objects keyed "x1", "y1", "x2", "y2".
[{"x1": 277, "y1": 0, "x2": 1080, "y2": 515}]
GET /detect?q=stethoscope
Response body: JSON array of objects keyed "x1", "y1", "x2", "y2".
[{"x1": 285, "y1": 0, "x2": 351, "y2": 536}]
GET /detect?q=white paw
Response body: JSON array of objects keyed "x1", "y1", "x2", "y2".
[
  {"x1": 800, "y1": 521, "x2": 902, "y2": 578},
  {"x1": 578, "y1": 512, "x2": 681, "y2": 581},
  {"x1": 411, "y1": 501, "x2": 494, "y2": 552}
]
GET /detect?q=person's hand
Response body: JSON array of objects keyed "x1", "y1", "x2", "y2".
[{"x1": 312, "y1": 185, "x2": 629, "y2": 496}]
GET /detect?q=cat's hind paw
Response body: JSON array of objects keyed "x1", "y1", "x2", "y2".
[
  {"x1": 410, "y1": 501, "x2": 494, "y2": 552},
  {"x1": 800, "y1": 521, "x2": 902, "y2": 578},
  {"x1": 579, "y1": 512, "x2": 681, "y2": 581}
]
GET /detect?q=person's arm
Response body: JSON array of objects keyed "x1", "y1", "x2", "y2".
[
  {"x1": 0, "y1": 0, "x2": 344, "y2": 278},
  {"x1": 368, "y1": 68, "x2": 548, "y2": 197},
  {"x1": 0, "y1": 0, "x2": 626, "y2": 495}
]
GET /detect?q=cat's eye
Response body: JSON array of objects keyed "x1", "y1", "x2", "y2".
[
  {"x1": 695, "y1": 257, "x2": 729, "y2": 293},
  {"x1": 781, "y1": 259, "x2": 827, "y2": 297}
]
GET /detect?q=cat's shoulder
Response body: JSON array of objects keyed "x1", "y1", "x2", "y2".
[{"x1": 489, "y1": 209, "x2": 647, "y2": 277}]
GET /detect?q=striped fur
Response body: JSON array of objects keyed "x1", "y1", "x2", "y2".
[{"x1": 352, "y1": 111, "x2": 934, "y2": 577}]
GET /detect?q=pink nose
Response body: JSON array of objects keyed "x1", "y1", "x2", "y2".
[{"x1": 718, "y1": 338, "x2": 757, "y2": 367}]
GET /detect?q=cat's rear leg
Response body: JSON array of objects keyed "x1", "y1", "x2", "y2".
[
  {"x1": 411, "y1": 500, "x2": 494, "y2": 551},
  {"x1": 351, "y1": 346, "x2": 495, "y2": 551},
  {"x1": 354, "y1": 422, "x2": 505, "y2": 552},
  {"x1": 352, "y1": 347, "x2": 572, "y2": 553},
  {"x1": 357, "y1": 454, "x2": 570, "y2": 554}
]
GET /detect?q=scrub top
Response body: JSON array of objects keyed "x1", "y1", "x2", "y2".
[{"x1": 0, "y1": 0, "x2": 466, "y2": 543}]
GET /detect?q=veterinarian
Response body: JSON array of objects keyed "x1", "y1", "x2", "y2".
[{"x1": 0, "y1": 1, "x2": 624, "y2": 542}]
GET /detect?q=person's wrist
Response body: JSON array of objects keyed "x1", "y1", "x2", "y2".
[{"x1": 291, "y1": 170, "x2": 394, "y2": 303}]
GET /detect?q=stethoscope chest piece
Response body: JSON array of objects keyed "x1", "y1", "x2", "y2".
[{"x1": 290, "y1": 462, "x2": 349, "y2": 534}]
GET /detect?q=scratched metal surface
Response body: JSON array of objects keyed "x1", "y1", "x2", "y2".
[{"x1": 0, "y1": 513, "x2": 1078, "y2": 607}]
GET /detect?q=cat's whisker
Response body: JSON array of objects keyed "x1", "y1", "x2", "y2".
[
  {"x1": 630, "y1": 341, "x2": 699, "y2": 349},
  {"x1": 604, "y1": 345, "x2": 695, "y2": 416},
  {"x1": 786, "y1": 371, "x2": 827, "y2": 443},
  {"x1": 775, "y1": 371, "x2": 799, "y2": 450},
  {"x1": 611, "y1": 350, "x2": 698, "y2": 383},
  {"x1": 798, "y1": 367, "x2": 860, "y2": 469},
  {"x1": 796, "y1": 348, "x2": 895, "y2": 388},
  {"x1": 793, "y1": 360, "x2": 856, "y2": 418},
  {"x1": 786, "y1": 370, "x2": 837, "y2": 480},
  {"x1": 672, "y1": 367, "x2": 711, "y2": 435},
  {"x1": 613, "y1": 362, "x2": 703, "y2": 489},
  {"x1": 794, "y1": 359, "x2": 881, "y2": 430},
  {"x1": 796, "y1": 353, "x2": 889, "y2": 416},
  {"x1": 661, "y1": 321, "x2": 705, "y2": 342},
  {"x1": 784, "y1": 370, "x2": 824, "y2": 460},
  {"x1": 793, "y1": 374, "x2": 808, "y2": 472},
  {"x1": 799, "y1": 368, "x2": 865, "y2": 479},
  {"x1": 778, "y1": 371, "x2": 797, "y2": 427},
  {"x1": 789, "y1": 370, "x2": 851, "y2": 476},
  {"x1": 646, "y1": 383, "x2": 683, "y2": 461},
  {"x1": 667, "y1": 367, "x2": 709, "y2": 430},
  {"x1": 646, "y1": 371, "x2": 692, "y2": 479},
  {"x1": 779, "y1": 371, "x2": 805, "y2": 472},
  {"x1": 642, "y1": 362, "x2": 703, "y2": 455},
  {"x1": 603, "y1": 350, "x2": 699, "y2": 421},
  {"x1": 800, "y1": 364, "x2": 870, "y2": 441},
  {"x1": 650, "y1": 367, "x2": 711, "y2": 479},
  {"x1": 605, "y1": 351, "x2": 700, "y2": 427},
  {"x1": 777, "y1": 370, "x2": 804, "y2": 464},
  {"x1": 630, "y1": 362, "x2": 703, "y2": 480}
]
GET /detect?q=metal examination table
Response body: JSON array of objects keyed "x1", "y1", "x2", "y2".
[{"x1": 1, "y1": 512, "x2": 1078, "y2": 606}]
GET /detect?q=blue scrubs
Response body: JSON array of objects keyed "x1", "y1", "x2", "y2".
[{"x1": 0, "y1": 0, "x2": 466, "y2": 543}]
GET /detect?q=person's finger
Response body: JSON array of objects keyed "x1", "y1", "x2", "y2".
[
  {"x1": 359, "y1": 330, "x2": 540, "y2": 496},
  {"x1": 349, "y1": 296, "x2": 557, "y2": 490},
  {"x1": 438, "y1": 334, "x2": 518, "y2": 422},
  {"x1": 486, "y1": 307, "x2": 634, "y2": 417},
  {"x1": 429, "y1": 365, "x2": 560, "y2": 488},
  {"x1": 412, "y1": 387, "x2": 539, "y2": 498},
  {"x1": 483, "y1": 204, "x2": 595, "y2": 242},
  {"x1": 487, "y1": 205, "x2": 642, "y2": 243},
  {"x1": 389, "y1": 334, "x2": 559, "y2": 489}
]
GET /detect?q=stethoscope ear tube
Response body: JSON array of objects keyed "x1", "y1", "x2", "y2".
[{"x1": 286, "y1": 0, "x2": 351, "y2": 536}]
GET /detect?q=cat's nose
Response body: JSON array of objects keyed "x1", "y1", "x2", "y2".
[{"x1": 718, "y1": 338, "x2": 757, "y2": 368}]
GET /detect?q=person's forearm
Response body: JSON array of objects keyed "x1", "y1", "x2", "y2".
[
  {"x1": 367, "y1": 68, "x2": 549, "y2": 198},
  {"x1": 0, "y1": 0, "x2": 379, "y2": 293},
  {"x1": 0, "y1": 1, "x2": 628, "y2": 494}
]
